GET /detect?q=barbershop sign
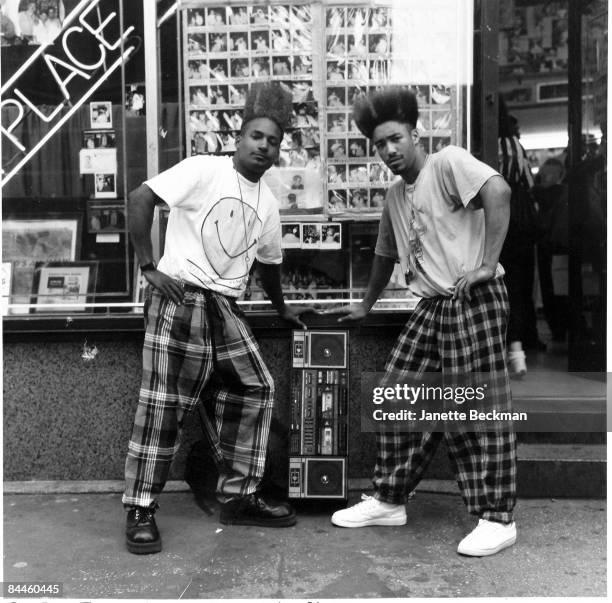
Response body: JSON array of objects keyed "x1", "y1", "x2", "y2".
[{"x1": 1, "y1": 0, "x2": 136, "y2": 187}]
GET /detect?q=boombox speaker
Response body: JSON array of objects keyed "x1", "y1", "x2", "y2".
[
  {"x1": 288, "y1": 456, "x2": 347, "y2": 499},
  {"x1": 292, "y1": 330, "x2": 348, "y2": 369}
]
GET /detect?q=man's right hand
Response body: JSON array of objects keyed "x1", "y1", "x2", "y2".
[
  {"x1": 143, "y1": 270, "x2": 184, "y2": 305},
  {"x1": 319, "y1": 303, "x2": 369, "y2": 323}
]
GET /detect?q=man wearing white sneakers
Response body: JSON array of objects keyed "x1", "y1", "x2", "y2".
[{"x1": 327, "y1": 87, "x2": 517, "y2": 557}]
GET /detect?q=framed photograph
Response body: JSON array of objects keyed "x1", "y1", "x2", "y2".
[
  {"x1": 370, "y1": 188, "x2": 386, "y2": 208},
  {"x1": 87, "y1": 202, "x2": 127, "y2": 233},
  {"x1": 301, "y1": 223, "x2": 322, "y2": 248},
  {"x1": 89, "y1": 101, "x2": 113, "y2": 129},
  {"x1": 125, "y1": 84, "x2": 145, "y2": 116},
  {"x1": 2, "y1": 262, "x2": 12, "y2": 315},
  {"x1": 83, "y1": 130, "x2": 116, "y2": 149},
  {"x1": 31, "y1": 261, "x2": 98, "y2": 313},
  {"x1": 328, "y1": 190, "x2": 347, "y2": 211},
  {"x1": 321, "y1": 224, "x2": 342, "y2": 249},
  {"x1": 264, "y1": 167, "x2": 323, "y2": 214},
  {"x1": 281, "y1": 223, "x2": 302, "y2": 248},
  {"x1": 2, "y1": 216, "x2": 82, "y2": 314},
  {"x1": 187, "y1": 8, "x2": 205, "y2": 27},
  {"x1": 94, "y1": 173, "x2": 117, "y2": 198},
  {"x1": 228, "y1": 6, "x2": 248, "y2": 25}
]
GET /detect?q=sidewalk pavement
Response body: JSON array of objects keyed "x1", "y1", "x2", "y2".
[{"x1": 3, "y1": 489, "x2": 606, "y2": 599}]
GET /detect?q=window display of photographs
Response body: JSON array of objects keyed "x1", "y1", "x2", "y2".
[
  {"x1": 183, "y1": 3, "x2": 323, "y2": 217},
  {"x1": 498, "y1": 3, "x2": 569, "y2": 75},
  {"x1": 322, "y1": 5, "x2": 459, "y2": 215},
  {"x1": 182, "y1": 2, "x2": 458, "y2": 219}
]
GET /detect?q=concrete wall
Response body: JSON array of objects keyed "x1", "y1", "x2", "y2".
[{"x1": 3, "y1": 326, "x2": 400, "y2": 485}]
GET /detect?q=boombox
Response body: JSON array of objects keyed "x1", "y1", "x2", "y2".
[
  {"x1": 288, "y1": 456, "x2": 347, "y2": 499},
  {"x1": 292, "y1": 330, "x2": 348, "y2": 369},
  {"x1": 289, "y1": 330, "x2": 349, "y2": 499},
  {"x1": 289, "y1": 367, "x2": 348, "y2": 456}
]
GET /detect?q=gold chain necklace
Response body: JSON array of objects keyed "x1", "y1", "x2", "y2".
[{"x1": 235, "y1": 169, "x2": 261, "y2": 269}]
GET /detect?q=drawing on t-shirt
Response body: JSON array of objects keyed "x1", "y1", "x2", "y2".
[
  {"x1": 193, "y1": 196, "x2": 262, "y2": 286},
  {"x1": 406, "y1": 212, "x2": 427, "y2": 283}
]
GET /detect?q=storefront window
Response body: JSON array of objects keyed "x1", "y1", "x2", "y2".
[
  {"x1": 574, "y1": 0, "x2": 606, "y2": 370},
  {"x1": 177, "y1": 0, "x2": 473, "y2": 311},
  {"x1": 1, "y1": 0, "x2": 145, "y2": 317},
  {"x1": 2, "y1": 0, "x2": 473, "y2": 318}
]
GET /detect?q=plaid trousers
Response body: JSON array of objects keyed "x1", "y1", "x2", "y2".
[
  {"x1": 373, "y1": 278, "x2": 517, "y2": 523},
  {"x1": 123, "y1": 284, "x2": 275, "y2": 508}
]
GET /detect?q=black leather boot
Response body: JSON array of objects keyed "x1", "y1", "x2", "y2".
[
  {"x1": 219, "y1": 492, "x2": 297, "y2": 527},
  {"x1": 126, "y1": 506, "x2": 162, "y2": 554}
]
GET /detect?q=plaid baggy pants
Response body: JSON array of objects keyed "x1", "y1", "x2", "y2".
[
  {"x1": 373, "y1": 278, "x2": 517, "y2": 523},
  {"x1": 123, "y1": 284, "x2": 275, "y2": 508}
]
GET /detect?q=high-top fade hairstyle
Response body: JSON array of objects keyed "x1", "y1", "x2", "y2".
[
  {"x1": 241, "y1": 81, "x2": 293, "y2": 135},
  {"x1": 352, "y1": 86, "x2": 419, "y2": 140}
]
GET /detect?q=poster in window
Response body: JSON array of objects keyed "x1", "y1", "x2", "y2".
[
  {"x1": 79, "y1": 149, "x2": 117, "y2": 175},
  {"x1": 2, "y1": 216, "x2": 81, "y2": 314},
  {"x1": 31, "y1": 261, "x2": 98, "y2": 313}
]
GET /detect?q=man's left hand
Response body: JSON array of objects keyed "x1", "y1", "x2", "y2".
[
  {"x1": 452, "y1": 266, "x2": 496, "y2": 302},
  {"x1": 278, "y1": 305, "x2": 313, "y2": 330}
]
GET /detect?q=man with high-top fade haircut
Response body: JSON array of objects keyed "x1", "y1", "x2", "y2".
[
  {"x1": 124, "y1": 82, "x2": 308, "y2": 554},
  {"x1": 326, "y1": 87, "x2": 518, "y2": 557}
]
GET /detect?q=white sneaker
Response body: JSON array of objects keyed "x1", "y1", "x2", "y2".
[
  {"x1": 457, "y1": 519, "x2": 517, "y2": 556},
  {"x1": 331, "y1": 494, "x2": 407, "y2": 528},
  {"x1": 507, "y1": 350, "x2": 527, "y2": 378}
]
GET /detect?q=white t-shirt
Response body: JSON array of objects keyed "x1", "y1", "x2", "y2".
[
  {"x1": 375, "y1": 145, "x2": 504, "y2": 298},
  {"x1": 146, "y1": 155, "x2": 282, "y2": 297}
]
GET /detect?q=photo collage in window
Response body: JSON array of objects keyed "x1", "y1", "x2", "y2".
[
  {"x1": 185, "y1": 3, "x2": 320, "y2": 174},
  {"x1": 324, "y1": 6, "x2": 455, "y2": 215}
]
